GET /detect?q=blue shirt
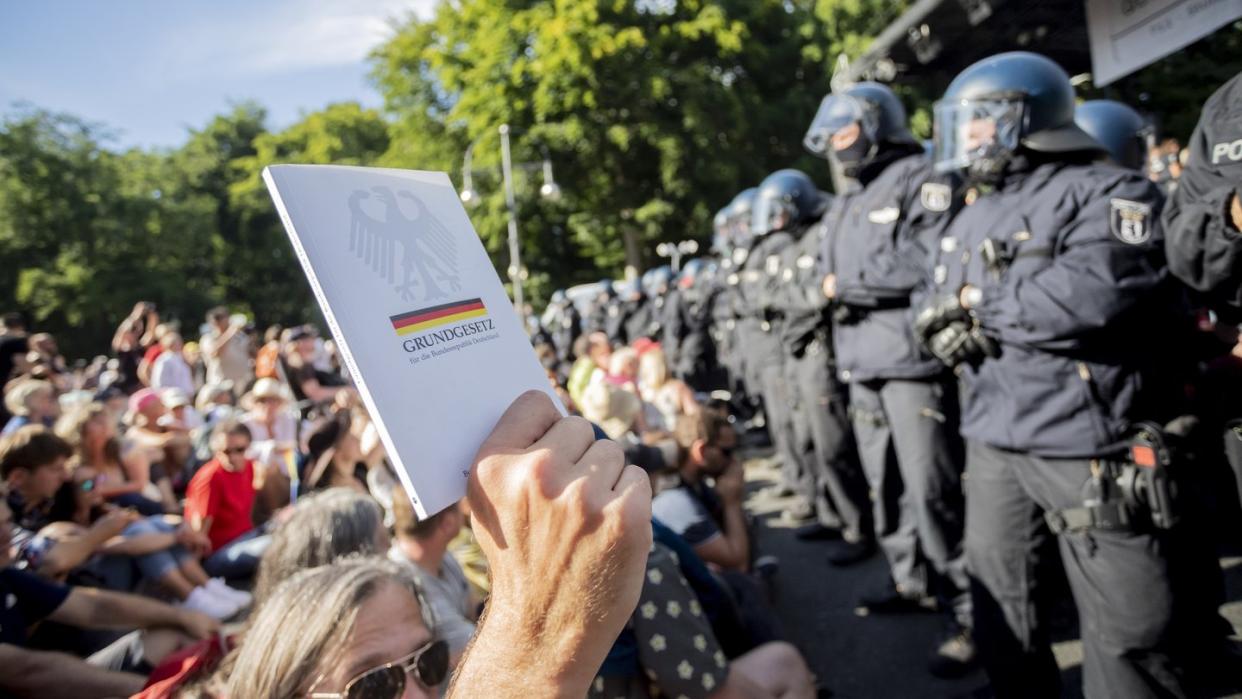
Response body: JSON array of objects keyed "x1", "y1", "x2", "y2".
[{"x1": 0, "y1": 568, "x2": 70, "y2": 646}]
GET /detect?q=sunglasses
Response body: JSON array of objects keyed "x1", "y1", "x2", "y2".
[
  {"x1": 78, "y1": 478, "x2": 96, "y2": 493},
  {"x1": 714, "y1": 443, "x2": 737, "y2": 459},
  {"x1": 222, "y1": 446, "x2": 248, "y2": 455},
  {"x1": 311, "y1": 639, "x2": 448, "y2": 699}
]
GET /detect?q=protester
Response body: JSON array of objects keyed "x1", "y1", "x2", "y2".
[
  {"x1": 389, "y1": 494, "x2": 477, "y2": 668},
  {"x1": 637, "y1": 346, "x2": 699, "y2": 432},
  {"x1": 184, "y1": 420, "x2": 268, "y2": 579},
  {"x1": 58, "y1": 402, "x2": 164, "y2": 515},
  {"x1": 2, "y1": 378, "x2": 59, "y2": 436},
  {"x1": 567, "y1": 331, "x2": 612, "y2": 407},
  {"x1": 199, "y1": 308, "x2": 252, "y2": 391},
  {"x1": 149, "y1": 333, "x2": 195, "y2": 396}
]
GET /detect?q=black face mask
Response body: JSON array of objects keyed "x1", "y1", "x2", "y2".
[
  {"x1": 831, "y1": 131, "x2": 875, "y2": 178},
  {"x1": 964, "y1": 148, "x2": 1012, "y2": 187}
]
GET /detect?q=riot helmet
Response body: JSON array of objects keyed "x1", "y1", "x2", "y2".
[
  {"x1": 934, "y1": 52, "x2": 1104, "y2": 183},
  {"x1": 643, "y1": 265, "x2": 674, "y2": 296},
  {"x1": 728, "y1": 188, "x2": 759, "y2": 250},
  {"x1": 711, "y1": 206, "x2": 732, "y2": 256},
  {"x1": 751, "y1": 169, "x2": 824, "y2": 236},
  {"x1": 803, "y1": 82, "x2": 917, "y2": 177},
  {"x1": 1074, "y1": 100, "x2": 1152, "y2": 172},
  {"x1": 679, "y1": 258, "x2": 706, "y2": 290},
  {"x1": 550, "y1": 289, "x2": 567, "y2": 306}
]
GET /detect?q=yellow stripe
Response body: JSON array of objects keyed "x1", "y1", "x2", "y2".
[{"x1": 394, "y1": 307, "x2": 488, "y2": 336}]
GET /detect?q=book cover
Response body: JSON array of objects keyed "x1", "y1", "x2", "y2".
[{"x1": 263, "y1": 164, "x2": 561, "y2": 517}]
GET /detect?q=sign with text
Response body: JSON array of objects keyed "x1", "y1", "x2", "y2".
[
  {"x1": 264, "y1": 165, "x2": 561, "y2": 517},
  {"x1": 1086, "y1": 0, "x2": 1242, "y2": 86}
]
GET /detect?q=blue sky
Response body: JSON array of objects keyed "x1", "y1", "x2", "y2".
[{"x1": 0, "y1": 0, "x2": 437, "y2": 150}]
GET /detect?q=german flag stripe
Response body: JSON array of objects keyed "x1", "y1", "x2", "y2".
[
  {"x1": 390, "y1": 298, "x2": 484, "y2": 325},
  {"x1": 393, "y1": 307, "x2": 488, "y2": 336}
]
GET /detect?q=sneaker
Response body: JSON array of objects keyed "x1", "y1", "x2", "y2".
[
  {"x1": 207, "y1": 578, "x2": 252, "y2": 609},
  {"x1": 854, "y1": 587, "x2": 938, "y2": 617},
  {"x1": 179, "y1": 586, "x2": 239, "y2": 620},
  {"x1": 825, "y1": 539, "x2": 875, "y2": 566},
  {"x1": 927, "y1": 625, "x2": 977, "y2": 678}
]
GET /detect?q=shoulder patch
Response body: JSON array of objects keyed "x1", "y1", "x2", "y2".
[
  {"x1": 867, "y1": 206, "x2": 900, "y2": 224},
  {"x1": 920, "y1": 183, "x2": 952, "y2": 213},
  {"x1": 796, "y1": 254, "x2": 815, "y2": 269},
  {"x1": 1109, "y1": 199, "x2": 1152, "y2": 245},
  {"x1": 732, "y1": 248, "x2": 748, "y2": 265}
]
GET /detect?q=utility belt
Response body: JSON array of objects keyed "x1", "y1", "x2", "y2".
[
  {"x1": 831, "y1": 296, "x2": 910, "y2": 326},
  {"x1": 1045, "y1": 421, "x2": 1181, "y2": 535}
]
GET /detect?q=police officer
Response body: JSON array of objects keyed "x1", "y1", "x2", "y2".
[
  {"x1": 915, "y1": 52, "x2": 1188, "y2": 697},
  {"x1": 547, "y1": 289, "x2": 582, "y2": 368},
  {"x1": 807, "y1": 82, "x2": 973, "y2": 673},
  {"x1": 1163, "y1": 70, "x2": 1242, "y2": 322},
  {"x1": 666, "y1": 258, "x2": 717, "y2": 389},
  {"x1": 1074, "y1": 100, "x2": 1152, "y2": 172},
  {"x1": 720, "y1": 189, "x2": 764, "y2": 430},
  {"x1": 736, "y1": 178, "x2": 813, "y2": 513},
  {"x1": 584, "y1": 279, "x2": 615, "y2": 336}
]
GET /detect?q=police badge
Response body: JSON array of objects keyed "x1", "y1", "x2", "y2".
[
  {"x1": 1109, "y1": 199, "x2": 1152, "y2": 245},
  {"x1": 920, "y1": 183, "x2": 951, "y2": 213}
]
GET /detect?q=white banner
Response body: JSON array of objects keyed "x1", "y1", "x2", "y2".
[{"x1": 1086, "y1": 0, "x2": 1242, "y2": 85}]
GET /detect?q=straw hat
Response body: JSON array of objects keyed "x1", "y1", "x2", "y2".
[
  {"x1": 580, "y1": 381, "x2": 642, "y2": 441},
  {"x1": 241, "y1": 377, "x2": 290, "y2": 410}
]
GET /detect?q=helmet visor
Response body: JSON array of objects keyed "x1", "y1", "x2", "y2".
[
  {"x1": 803, "y1": 94, "x2": 866, "y2": 156},
  {"x1": 933, "y1": 98, "x2": 1025, "y2": 173},
  {"x1": 751, "y1": 194, "x2": 796, "y2": 236}
]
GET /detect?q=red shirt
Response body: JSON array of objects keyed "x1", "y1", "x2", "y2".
[
  {"x1": 142, "y1": 344, "x2": 165, "y2": 367},
  {"x1": 184, "y1": 458, "x2": 256, "y2": 551}
]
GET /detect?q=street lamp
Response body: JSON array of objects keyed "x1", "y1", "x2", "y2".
[
  {"x1": 459, "y1": 124, "x2": 560, "y2": 312},
  {"x1": 655, "y1": 240, "x2": 700, "y2": 272}
]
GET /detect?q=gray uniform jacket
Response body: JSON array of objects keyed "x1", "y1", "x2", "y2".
[
  {"x1": 825, "y1": 154, "x2": 957, "y2": 383},
  {"x1": 1163, "y1": 70, "x2": 1242, "y2": 321},
  {"x1": 932, "y1": 162, "x2": 1170, "y2": 458}
]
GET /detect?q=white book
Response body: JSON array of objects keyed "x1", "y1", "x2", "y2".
[{"x1": 263, "y1": 164, "x2": 562, "y2": 517}]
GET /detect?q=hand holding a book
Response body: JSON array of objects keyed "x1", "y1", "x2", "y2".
[{"x1": 452, "y1": 390, "x2": 652, "y2": 698}]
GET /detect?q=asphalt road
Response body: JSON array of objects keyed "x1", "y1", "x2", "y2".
[{"x1": 741, "y1": 454, "x2": 1242, "y2": 699}]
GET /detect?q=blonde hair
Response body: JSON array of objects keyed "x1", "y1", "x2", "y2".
[
  {"x1": 637, "y1": 348, "x2": 670, "y2": 400},
  {"x1": 4, "y1": 379, "x2": 52, "y2": 417},
  {"x1": 216, "y1": 558, "x2": 426, "y2": 699},
  {"x1": 609, "y1": 347, "x2": 639, "y2": 378},
  {"x1": 55, "y1": 402, "x2": 121, "y2": 471}
]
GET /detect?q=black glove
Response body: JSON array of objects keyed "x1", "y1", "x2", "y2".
[
  {"x1": 913, "y1": 294, "x2": 970, "y2": 345},
  {"x1": 925, "y1": 319, "x2": 999, "y2": 367}
]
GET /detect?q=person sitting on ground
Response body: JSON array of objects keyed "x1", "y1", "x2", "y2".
[
  {"x1": 303, "y1": 410, "x2": 371, "y2": 494},
  {"x1": 203, "y1": 558, "x2": 445, "y2": 698},
  {"x1": 606, "y1": 346, "x2": 641, "y2": 391},
  {"x1": 150, "y1": 333, "x2": 195, "y2": 397},
  {"x1": 59, "y1": 402, "x2": 164, "y2": 516},
  {"x1": 567, "y1": 331, "x2": 613, "y2": 408},
  {"x1": 0, "y1": 485, "x2": 220, "y2": 698},
  {"x1": 282, "y1": 326, "x2": 349, "y2": 414},
  {"x1": 123, "y1": 389, "x2": 190, "y2": 513},
  {"x1": 591, "y1": 538, "x2": 817, "y2": 699},
  {"x1": 253, "y1": 324, "x2": 284, "y2": 381},
  {"x1": 159, "y1": 388, "x2": 202, "y2": 434},
  {"x1": 184, "y1": 420, "x2": 268, "y2": 580},
  {"x1": 388, "y1": 495, "x2": 477, "y2": 670},
  {"x1": 652, "y1": 409, "x2": 749, "y2": 572},
  {"x1": 3, "y1": 378, "x2": 59, "y2": 436},
  {"x1": 239, "y1": 378, "x2": 297, "y2": 515},
  {"x1": 638, "y1": 346, "x2": 700, "y2": 433}
]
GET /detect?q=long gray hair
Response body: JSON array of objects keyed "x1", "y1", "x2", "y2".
[
  {"x1": 218, "y1": 558, "x2": 424, "y2": 699},
  {"x1": 251, "y1": 488, "x2": 385, "y2": 607}
]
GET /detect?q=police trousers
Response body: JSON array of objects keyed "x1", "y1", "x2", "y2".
[
  {"x1": 965, "y1": 440, "x2": 1186, "y2": 699},
  {"x1": 756, "y1": 356, "x2": 807, "y2": 495},
  {"x1": 786, "y1": 339, "x2": 870, "y2": 541},
  {"x1": 850, "y1": 377, "x2": 969, "y2": 622}
]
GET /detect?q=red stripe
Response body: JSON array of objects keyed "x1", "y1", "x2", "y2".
[{"x1": 391, "y1": 301, "x2": 486, "y2": 328}]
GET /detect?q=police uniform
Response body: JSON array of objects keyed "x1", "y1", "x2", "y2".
[
  {"x1": 738, "y1": 230, "x2": 808, "y2": 493},
  {"x1": 825, "y1": 153, "x2": 970, "y2": 622},
  {"x1": 775, "y1": 220, "x2": 871, "y2": 540},
  {"x1": 933, "y1": 160, "x2": 1185, "y2": 698},
  {"x1": 1163, "y1": 70, "x2": 1242, "y2": 321}
]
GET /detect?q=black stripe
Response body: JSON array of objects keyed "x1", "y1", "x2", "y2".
[{"x1": 389, "y1": 298, "x2": 483, "y2": 323}]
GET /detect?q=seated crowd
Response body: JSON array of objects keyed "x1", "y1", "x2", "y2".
[{"x1": 0, "y1": 304, "x2": 818, "y2": 698}]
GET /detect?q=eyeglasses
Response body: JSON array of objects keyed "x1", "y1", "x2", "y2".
[{"x1": 310, "y1": 639, "x2": 448, "y2": 699}]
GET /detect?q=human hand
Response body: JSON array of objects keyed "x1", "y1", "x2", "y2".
[
  {"x1": 1229, "y1": 192, "x2": 1241, "y2": 232},
  {"x1": 822, "y1": 273, "x2": 837, "y2": 299},
  {"x1": 92, "y1": 508, "x2": 141, "y2": 539},
  {"x1": 176, "y1": 608, "x2": 220, "y2": 640},
  {"x1": 174, "y1": 524, "x2": 211, "y2": 556},
  {"x1": 913, "y1": 294, "x2": 970, "y2": 346},
  {"x1": 459, "y1": 390, "x2": 652, "y2": 696},
  {"x1": 714, "y1": 459, "x2": 745, "y2": 507}
]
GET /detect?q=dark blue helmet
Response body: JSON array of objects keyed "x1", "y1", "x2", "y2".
[
  {"x1": 933, "y1": 52, "x2": 1103, "y2": 182},
  {"x1": 728, "y1": 188, "x2": 759, "y2": 249},
  {"x1": 679, "y1": 258, "x2": 706, "y2": 288},
  {"x1": 751, "y1": 169, "x2": 825, "y2": 236},
  {"x1": 804, "y1": 82, "x2": 917, "y2": 161},
  {"x1": 643, "y1": 265, "x2": 674, "y2": 295},
  {"x1": 1074, "y1": 100, "x2": 1151, "y2": 172},
  {"x1": 550, "y1": 289, "x2": 567, "y2": 305},
  {"x1": 711, "y1": 206, "x2": 731, "y2": 255}
]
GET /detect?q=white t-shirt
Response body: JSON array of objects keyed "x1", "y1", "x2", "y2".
[{"x1": 200, "y1": 329, "x2": 251, "y2": 387}]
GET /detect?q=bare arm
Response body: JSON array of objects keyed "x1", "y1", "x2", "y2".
[
  {"x1": 37, "y1": 510, "x2": 139, "y2": 577},
  {"x1": 0, "y1": 644, "x2": 146, "y2": 699},
  {"x1": 49, "y1": 586, "x2": 218, "y2": 639}
]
